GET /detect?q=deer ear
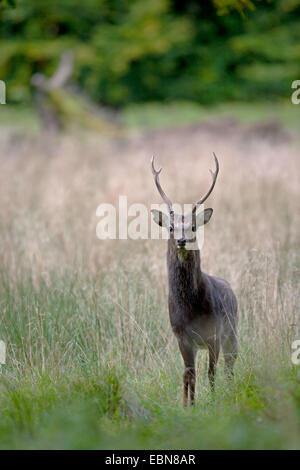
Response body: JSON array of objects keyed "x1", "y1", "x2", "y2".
[
  {"x1": 151, "y1": 209, "x2": 169, "y2": 228},
  {"x1": 195, "y1": 208, "x2": 213, "y2": 227}
]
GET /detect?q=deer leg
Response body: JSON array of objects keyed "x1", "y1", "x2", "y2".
[
  {"x1": 223, "y1": 335, "x2": 238, "y2": 380},
  {"x1": 178, "y1": 340, "x2": 196, "y2": 407},
  {"x1": 207, "y1": 337, "x2": 220, "y2": 391},
  {"x1": 183, "y1": 366, "x2": 196, "y2": 406},
  {"x1": 183, "y1": 367, "x2": 189, "y2": 407},
  {"x1": 189, "y1": 367, "x2": 196, "y2": 406}
]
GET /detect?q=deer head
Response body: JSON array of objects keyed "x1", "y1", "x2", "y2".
[{"x1": 151, "y1": 154, "x2": 219, "y2": 251}]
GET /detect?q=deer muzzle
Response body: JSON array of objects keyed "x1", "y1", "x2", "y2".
[{"x1": 177, "y1": 237, "x2": 186, "y2": 248}]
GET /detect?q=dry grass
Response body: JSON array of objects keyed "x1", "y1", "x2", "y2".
[{"x1": 0, "y1": 120, "x2": 299, "y2": 449}]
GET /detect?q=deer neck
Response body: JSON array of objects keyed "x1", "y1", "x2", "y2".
[{"x1": 167, "y1": 239, "x2": 202, "y2": 304}]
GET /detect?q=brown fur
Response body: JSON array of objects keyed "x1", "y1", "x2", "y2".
[
  {"x1": 151, "y1": 154, "x2": 238, "y2": 406},
  {"x1": 167, "y1": 236, "x2": 238, "y2": 406}
]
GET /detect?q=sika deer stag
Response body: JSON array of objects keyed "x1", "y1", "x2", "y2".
[{"x1": 151, "y1": 154, "x2": 238, "y2": 406}]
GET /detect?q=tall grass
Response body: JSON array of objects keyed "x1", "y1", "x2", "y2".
[{"x1": 0, "y1": 120, "x2": 299, "y2": 449}]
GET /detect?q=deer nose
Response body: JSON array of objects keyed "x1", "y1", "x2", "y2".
[{"x1": 177, "y1": 237, "x2": 186, "y2": 247}]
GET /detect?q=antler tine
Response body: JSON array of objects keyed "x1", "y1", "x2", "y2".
[
  {"x1": 192, "y1": 153, "x2": 219, "y2": 215},
  {"x1": 151, "y1": 156, "x2": 173, "y2": 212}
]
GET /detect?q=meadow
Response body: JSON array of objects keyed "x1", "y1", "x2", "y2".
[{"x1": 0, "y1": 107, "x2": 299, "y2": 449}]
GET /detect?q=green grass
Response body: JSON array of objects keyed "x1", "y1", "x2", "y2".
[
  {"x1": 0, "y1": 268, "x2": 299, "y2": 449},
  {"x1": 1, "y1": 100, "x2": 299, "y2": 135},
  {"x1": 0, "y1": 104, "x2": 40, "y2": 133},
  {"x1": 0, "y1": 111, "x2": 299, "y2": 449},
  {"x1": 122, "y1": 100, "x2": 300, "y2": 131}
]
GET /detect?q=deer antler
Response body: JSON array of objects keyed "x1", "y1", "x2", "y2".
[
  {"x1": 151, "y1": 156, "x2": 173, "y2": 213},
  {"x1": 191, "y1": 153, "x2": 219, "y2": 215}
]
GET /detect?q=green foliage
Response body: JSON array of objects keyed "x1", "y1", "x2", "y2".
[
  {"x1": 213, "y1": 0, "x2": 255, "y2": 15},
  {"x1": 1, "y1": 0, "x2": 299, "y2": 106},
  {"x1": 0, "y1": 0, "x2": 16, "y2": 8}
]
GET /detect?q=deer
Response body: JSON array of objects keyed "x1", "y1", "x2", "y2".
[{"x1": 151, "y1": 154, "x2": 238, "y2": 407}]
